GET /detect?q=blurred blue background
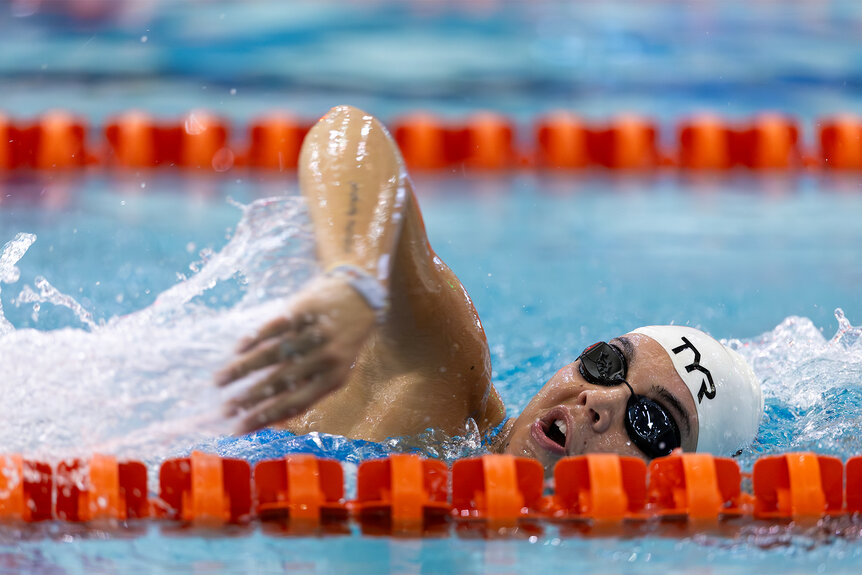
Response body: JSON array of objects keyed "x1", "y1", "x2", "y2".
[{"x1": 2, "y1": 0, "x2": 862, "y2": 126}]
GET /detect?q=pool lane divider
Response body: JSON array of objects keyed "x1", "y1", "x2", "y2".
[
  {"x1": 5, "y1": 110, "x2": 862, "y2": 173},
  {"x1": 0, "y1": 450, "x2": 860, "y2": 533}
]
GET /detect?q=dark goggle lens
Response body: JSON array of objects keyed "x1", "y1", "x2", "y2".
[
  {"x1": 578, "y1": 342, "x2": 627, "y2": 385},
  {"x1": 625, "y1": 395, "x2": 681, "y2": 458},
  {"x1": 579, "y1": 341, "x2": 681, "y2": 459}
]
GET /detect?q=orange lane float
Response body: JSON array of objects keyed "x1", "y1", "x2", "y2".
[
  {"x1": 678, "y1": 116, "x2": 734, "y2": 170},
  {"x1": 819, "y1": 115, "x2": 862, "y2": 170},
  {"x1": 752, "y1": 453, "x2": 843, "y2": 520},
  {"x1": 451, "y1": 454, "x2": 544, "y2": 528},
  {"x1": 15, "y1": 111, "x2": 90, "y2": 170},
  {"x1": 735, "y1": 114, "x2": 801, "y2": 170},
  {"x1": 647, "y1": 452, "x2": 745, "y2": 520},
  {"x1": 461, "y1": 112, "x2": 517, "y2": 170},
  {"x1": 254, "y1": 454, "x2": 347, "y2": 529},
  {"x1": 844, "y1": 455, "x2": 862, "y2": 513},
  {"x1": 392, "y1": 113, "x2": 456, "y2": 171},
  {"x1": 105, "y1": 111, "x2": 161, "y2": 169},
  {"x1": 0, "y1": 114, "x2": 16, "y2": 170},
  {"x1": 353, "y1": 453, "x2": 450, "y2": 534},
  {"x1": 534, "y1": 111, "x2": 591, "y2": 169},
  {"x1": 549, "y1": 454, "x2": 646, "y2": 522},
  {"x1": 589, "y1": 115, "x2": 660, "y2": 170},
  {"x1": 0, "y1": 455, "x2": 53, "y2": 522},
  {"x1": 179, "y1": 111, "x2": 233, "y2": 171},
  {"x1": 246, "y1": 114, "x2": 309, "y2": 171},
  {"x1": 158, "y1": 451, "x2": 252, "y2": 526},
  {"x1": 55, "y1": 455, "x2": 149, "y2": 522}
]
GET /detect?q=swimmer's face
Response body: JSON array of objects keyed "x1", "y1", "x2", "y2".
[{"x1": 502, "y1": 333, "x2": 699, "y2": 474}]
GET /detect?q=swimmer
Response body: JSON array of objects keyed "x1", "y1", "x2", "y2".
[{"x1": 216, "y1": 105, "x2": 763, "y2": 473}]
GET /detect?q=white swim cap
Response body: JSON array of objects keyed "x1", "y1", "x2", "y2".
[{"x1": 631, "y1": 326, "x2": 763, "y2": 455}]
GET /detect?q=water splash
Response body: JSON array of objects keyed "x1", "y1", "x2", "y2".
[
  {"x1": 13, "y1": 276, "x2": 98, "y2": 330},
  {"x1": 0, "y1": 197, "x2": 317, "y2": 465},
  {"x1": 729, "y1": 309, "x2": 862, "y2": 469},
  {"x1": 2, "y1": 199, "x2": 862, "y2": 480},
  {"x1": 0, "y1": 233, "x2": 37, "y2": 336}
]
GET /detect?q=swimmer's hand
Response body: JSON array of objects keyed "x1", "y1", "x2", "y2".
[{"x1": 216, "y1": 274, "x2": 376, "y2": 433}]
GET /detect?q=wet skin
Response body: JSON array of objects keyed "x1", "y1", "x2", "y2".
[
  {"x1": 500, "y1": 333, "x2": 699, "y2": 470},
  {"x1": 217, "y1": 105, "x2": 699, "y2": 475}
]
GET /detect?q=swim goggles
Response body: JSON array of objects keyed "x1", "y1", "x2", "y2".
[{"x1": 578, "y1": 342, "x2": 681, "y2": 458}]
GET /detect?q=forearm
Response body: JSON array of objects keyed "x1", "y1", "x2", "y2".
[{"x1": 298, "y1": 106, "x2": 408, "y2": 287}]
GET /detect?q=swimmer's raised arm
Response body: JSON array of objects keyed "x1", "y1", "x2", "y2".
[
  {"x1": 218, "y1": 105, "x2": 503, "y2": 436},
  {"x1": 216, "y1": 107, "x2": 406, "y2": 430},
  {"x1": 298, "y1": 107, "x2": 408, "y2": 284}
]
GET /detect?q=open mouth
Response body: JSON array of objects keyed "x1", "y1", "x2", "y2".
[{"x1": 530, "y1": 406, "x2": 573, "y2": 456}]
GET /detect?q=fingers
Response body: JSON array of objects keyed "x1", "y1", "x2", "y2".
[
  {"x1": 235, "y1": 369, "x2": 346, "y2": 434},
  {"x1": 215, "y1": 324, "x2": 329, "y2": 387},
  {"x1": 236, "y1": 312, "x2": 315, "y2": 353},
  {"x1": 225, "y1": 352, "x2": 337, "y2": 414}
]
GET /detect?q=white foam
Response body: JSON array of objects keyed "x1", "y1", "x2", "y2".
[
  {"x1": 726, "y1": 309, "x2": 862, "y2": 463},
  {"x1": 0, "y1": 197, "x2": 317, "y2": 465}
]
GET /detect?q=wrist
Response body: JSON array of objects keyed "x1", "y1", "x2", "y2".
[{"x1": 325, "y1": 264, "x2": 389, "y2": 324}]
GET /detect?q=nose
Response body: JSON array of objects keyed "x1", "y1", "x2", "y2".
[{"x1": 576, "y1": 386, "x2": 630, "y2": 434}]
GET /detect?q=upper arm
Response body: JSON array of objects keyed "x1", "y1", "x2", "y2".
[{"x1": 381, "y1": 190, "x2": 500, "y2": 433}]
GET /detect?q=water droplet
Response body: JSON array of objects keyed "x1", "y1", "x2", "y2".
[
  {"x1": 212, "y1": 148, "x2": 235, "y2": 172},
  {"x1": 184, "y1": 113, "x2": 207, "y2": 135}
]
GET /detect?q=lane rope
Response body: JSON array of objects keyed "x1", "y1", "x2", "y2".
[
  {"x1": 2, "y1": 110, "x2": 862, "y2": 172},
  {"x1": 0, "y1": 451, "x2": 857, "y2": 533}
]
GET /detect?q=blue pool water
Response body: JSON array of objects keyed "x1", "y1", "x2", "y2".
[
  {"x1": 3, "y1": 0, "x2": 862, "y2": 572},
  {"x1": 1, "y1": 173, "x2": 862, "y2": 572}
]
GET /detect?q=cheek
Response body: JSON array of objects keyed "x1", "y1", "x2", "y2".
[{"x1": 575, "y1": 427, "x2": 644, "y2": 459}]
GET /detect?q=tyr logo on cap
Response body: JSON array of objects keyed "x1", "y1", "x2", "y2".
[{"x1": 671, "y1": 337, "x2": 716, "y2": 403}]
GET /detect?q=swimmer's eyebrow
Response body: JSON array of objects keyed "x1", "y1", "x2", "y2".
[
  {"x1": 613, "y1": 336, "x2": 635, "y2": 362},
  {"x1": 612, "y1": 336, "x2": 693, "y2": 440},
  {"x1": 654, "y1": 386, "x2": 692, "y2": 440}
]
